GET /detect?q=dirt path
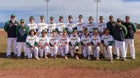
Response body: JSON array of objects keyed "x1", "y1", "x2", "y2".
[{"x1": 0, "y1": 67, "x2": 139, "y2": 78}]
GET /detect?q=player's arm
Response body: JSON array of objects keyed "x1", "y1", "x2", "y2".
[
  {"x1": 122, "y1": 25, "x2": 128, "y2": 36},
  {"x1": 16, "y1": 26, "x2": 20, "y2": 37},
  {"x1": 4, "y1": 21, "x2": 9, "y2": 32},
  {"x1": 131, "y1": 22, "x2": 137, "y2": 33},
  {"x1": 26, "y1": 37, "x2": 32, "y2": 48}
]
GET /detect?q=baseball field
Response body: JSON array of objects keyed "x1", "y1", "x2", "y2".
[{"x1": 0, "y1": 29, "x2": 140, "y2": 78}]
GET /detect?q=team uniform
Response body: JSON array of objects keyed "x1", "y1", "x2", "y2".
[
  {"x1": 27, "y1": 22, "x2": 38, "y2": 32},
  {"x1": 26, "y1": 35, "x2": 39, "y2": 59},
  {"x1": 107, "y1": 21, "x2": 116, "y2": 36},
  {"x1": 4, "y1": 17, "x2": 19, "y2": 58},
  {"x1": 69, "y1": 34, "x2": 80, "y2": 57},
  {"x1": 91, "y1": 34, "x2": 101, "y2": 60},
  {"x1": 113, "y1": 19, "x2": 128, "y2": 60},
  {"x1": 48, "y1": 23, "x2": 57, "y2": 35},
  {"x1": 86, "y1": 22, "x2": 97, "y2": 36},
  {"x1": 16, "y1": 21, "x2": 29, "y2": 58},
  {"x1": 66, "y1": 22, "x2": 76, "y2": 35},
  {"x1": 76, "y1": 21, "x2": 86, "y2": 38},
  {"x1": 38, "y1": 22, "x2": 48, "y2": 36},
  {"x1": 56, "y1": 22, "x2": 66, "y2": 34},
  {"x1": 38, "y1": 34, "x2": 50, "y2": 58},
  {"x1": 123, "y1": 21, "x2": 137, "y2": 59},
  {"x1": 97, "y1": 22, "x2": 107, "y2": 36},
  {"x1": 101, "y1": 34, "x2": 114, "y2": 61},
  {"x1": 59, "y1": 35, "x2": 69, "y2": 57},
  {"x1": 81, "y1": 34, "x2": 91, "y2": 59},
  {"x1": 49, "y1": 34, "x2": 59, "y2": 58}
]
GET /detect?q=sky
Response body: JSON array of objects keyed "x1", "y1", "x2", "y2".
[{"x1": 0, "y1": 0, "x2": 140, "y2": 23}]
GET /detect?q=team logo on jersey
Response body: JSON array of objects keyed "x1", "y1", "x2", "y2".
[
  {"x1": 120, "y1": 27, "x2": 122, "y2": 30},
  {"x1": 23, "y1": 28, "x2": 26, "y2": 31},
  {"x1": 78, "y1": 24, "x2": 82, "y2": 26},
  {"x1": 129, "y1": 25, "x2": 132, "y2": 28},
  {"x1": 15, "y1": 23, "x2": 18, "y2": 26},
  {"x1": 68, "y1": 24, "x2": 72, "y2": 27}
]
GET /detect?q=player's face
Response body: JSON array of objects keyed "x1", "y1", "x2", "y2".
[
  {"x1": 40, "y1": 18, "x2": 44, "y2": 22},
  {"x1": 30, "y1": 31, "x2": 35, "y2": 36},
  {"x1": 11, "y1": 17, "x2": 16, "y2": 22},
  {"x1": 79, "y1": 18, "x2": 83, "y2": 22},
  {"x1": 99, "y1": 18, "x2": 103, "y2": 22},
  {"x1": 105, "y1": 31, "x2": 109, "y2": 35},
  {"x1": 125, "y1": 18, "x2": 130, "y2": 23},
  {"x1": 59, "y1": 18, "x2": 63, "y2": 22},
  {"x1": 53, "y1": 32, "x2": 57, "y2": 36},
  {"x1": 109, "y1": 17, "x2": 114, "y2": 22},
  {"x1": 73, "y1": 32, "x2": 77, "y2": 36},
  {"x1": 20, "y1": 22, "x2": 24, "y2": 26},
  {"x1": 42, "y1": 32, "x2": 46, "y2": 37},
  {"x1": 89, "y1": 19, "x2": 93, "y2": 23},
  {"x1": 117, "y1": 21, "x2": 121, "y2": 25},
  {"x1": 29, "y1": 19, "x2": 34, "y2": 23},
  {"x1": 68, "y1": 18, "x2": 73, "y2": 22},
  {"x1": 63, "y1": 32, "x2": 67, "y2": 36},
  {"x1": 94, "y1": 32, "x2": 98, "y2": 35},
  {"x1": 50, "y1": 19, "x2": 54, "y2": 23}
]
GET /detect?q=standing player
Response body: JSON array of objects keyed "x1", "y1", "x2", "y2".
[
  {"x1": 106, "y1": 15, "x2": 116, "y2": 36},
  {"x1": 48, "y1": 16, "x2": 57, "y2": 35},
  {"x1": 56, "y1": 16, "x2": 66, "y2": 35},
  {"x1": 97, "y1": 16, "x2": 107, "y2": 36},
  {"x1": 123, "y1": 16, "x2": 137, "y2": 59},
  {"x1": 27, "y1": 16, "x2": 38, "y2": 32},
  {"x1": 49, "y1": 30, "x2": 59, "y2": 59},
  {"x1": 86, "y1": 16, "x2": 97, "y2": 36},
  {"x1": 76, "y1": 15, "x2": 86, "y2": 38},
  {"x1": 91, "y1": 28, "x2": 101, "y2": 60},
  {"x1": 59, "y1": 29, "x2": 69, "y2": 60},
  {"x1": 4, "y1": 14, "x2": 19, "y2": 58},
  {"x1": 26, "y1": 29, "x2": 39, "y2": 60},
  {"x1": 16, "y1": 19, "x2": 29, "y2": 59},
  {"x1": 38, "y1": 15, "x2": 48, "y2": 36},
  {"x1": 113, "y1": 18, "x2": 128, "y2": 61},
  {"x1": 69, "y1": 29, "x2": 80, "y2": 60},
  {"x1": 101, "y1": 29, "x2": 114, "y2": 62},
  {"x1": 38, "y1": 30, "x2": 50, "y2": 59},
  {"x1": 81, "y1": 29, "x2": 91, "y2": 60},
  {"x1": 66, "y1": 15, "x2": 76, "y2": 36}
]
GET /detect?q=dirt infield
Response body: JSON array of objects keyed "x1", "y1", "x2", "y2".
[{"x1": 0, "y1": 67, "x2": 139, "y2": 78}]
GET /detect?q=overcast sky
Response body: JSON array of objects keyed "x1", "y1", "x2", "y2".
[{"x1": 0, "y1": 0, "x2": 140, "y2": 23}]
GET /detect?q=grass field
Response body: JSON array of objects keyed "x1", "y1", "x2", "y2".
[{"x1": 0, "y1": 30, "x2": 140, "y2": 71}]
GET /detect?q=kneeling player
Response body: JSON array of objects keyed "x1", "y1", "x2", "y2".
[
  {"x1": 91, "y1": 28, "x2": 101, "y2": 60},
  {"x1": 81, "y1": 29, "x2": 91, "y2": 60},
  {"x1": 38, "y1": 30, "x2": 50, "y2": 59},
  {"x1": 101, "y1": 29, "x2": 114, "y2": 62},
  {"x1": 49, "y1": 30, "x2": 59, "y2": 59},
  {"x1": 59, "y1": 29, "x2": 69, "y2": 60},
  {"x1": 26, "y1": 29, "x2": 39, "y2": 60},
  {"x1": 69, "y1": 29, "x2": 80, "y2": 60}
]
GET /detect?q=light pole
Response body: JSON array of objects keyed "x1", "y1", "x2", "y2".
[
  {"x1": 45, "y1": 0, "x2": 50, "y2": 23},
  {"x1": 94, "y1": 0, "x2": 101, "y2": 23}
]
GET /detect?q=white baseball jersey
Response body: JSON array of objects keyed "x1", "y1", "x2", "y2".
[
  {"x1": 38, "y1": 35, "x2": 49, "y2": 46},
  {"x1": 48, "y1": 23, "x2": 57, "y2": 33},
  {"x1": 69, "y1": 35, "x2": 80, "y2": 46},
  {"x1": 59, "y1": 35, "x2": 69, "y2": 46},
  {"x1": 57, "y1": 23, "x2": 66, "y2": 33},
  {"x1": 66, "y1": 22, "x2": 76, "y2": 33},
  {"x1": 91, "y1": 34, "x2": 101, "y2": 46},
  {"x1": 38, "y1": 22, "x2": 48, "y2": 34},
  {"x1": 27, "y1": 22, "x2": 38, "y2": 31},
  {"x1": 76, "y1": 21, "x2": 86, "y2": 31},
  {"x1": 26, "y1": 35, "x2": 39, "y2": 47},
  {"x1": 49, "y1": 35, "x2": 59, "y2": 46},
  {"x1": 101, "y1": 34, "x2": 113, "y2": 46},
  {"x1": 97, "y1": 22, "x2": 107, "y2": 33},
  {"x1": 81, "y1": 35, "x2": 91, "y2": 45},
  {"x1": 86, "y1": 22, "x2": 97, "y2": 33}
]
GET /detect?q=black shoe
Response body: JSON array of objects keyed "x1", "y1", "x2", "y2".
[{"x1": 7, "y1": 55, "x2": 11, "y2": 59}]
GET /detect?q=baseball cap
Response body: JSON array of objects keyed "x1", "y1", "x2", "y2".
[
  {"x1": 89, "y1": 16, "x2": 93, "y2": 20},
  {"x1": 50, "y1": 16, "x2": 54, "y2": 20},
  {"x1": 109, "y1": 15, "x2": 113, "y2": 18},
  {"x1": 117, "y1": 18, "x2": 121, "y2": 22},
  {"x1": 40, "y1": 15, "x2": 44, "y2": 19},
  {"x1": 30, "y1": 16, "x2": 34, "y2": 19},
  {"x1": 105, "y1": 28, "x2": 110, "y2": 32},
  {"x1": 93, "y1": 28, "x2": 98, "y2": 32},
  {"x1": 20, "y1": 19, "x2": 24, "y2": 23},
  {"x1": 42, "y1": 30, "x2": 47, "y2": 33},
  {"x1": 11, "y1": 14, "x2": 15, "y2": 18},
  {"x1": 79, "y1": 15, "x2": 83, "y2": 18},
  {"x1": 59, "y1": 16, "x2": 63, "y2": 19},
  {"x1": 68, "y1": 15, "x2": 73, "y2": 18},
  {"x1": 125, "y1": 16, "x2": 130, "y2": 19},
  {"x1": 100, "y1": 16, "x2": 104, "y2": 19}
]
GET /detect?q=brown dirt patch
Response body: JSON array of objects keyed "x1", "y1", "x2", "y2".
[{"x1": 0, "y1": 67, "x2": 140, "y2": 78}]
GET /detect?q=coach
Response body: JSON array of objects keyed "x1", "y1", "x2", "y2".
[
  {"x1": 113, "y1": 18, "x2": 128, "y2": 61},
  {"x1": 4, "y1": 14, "x2": 19, "y2": 58}
]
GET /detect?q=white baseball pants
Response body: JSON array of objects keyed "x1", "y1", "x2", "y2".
[
  {"x1": 16, "y1": 42, "x2": 27, "y2": 57},
  {"x1": 26, "y1": 47, "x2": 39, "y2": 59}
]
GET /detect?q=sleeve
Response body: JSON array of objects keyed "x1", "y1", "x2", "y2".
[
  {"x1": 131, "y1": 22, "x2": 137, "y2": 33},
  {"x1": 26, "y1": 36, "x2": 32, "y2": 48},
  {"x1": 108, "y1": 35, "x2": 114, "y2": 46},
  {"x1": 122, "y1": 25, "x2": 128, "y2": 36},
  {"x1": 16, "y1": 26, "x2": 19, "y2": 37},
  {"x1": 35, "y1": 36, "x2": 39, "y2": 46},
  {"x1": 74, "y1": 37, "x2": 80, "y2": 47},
  {"x1": 4, "y1": 22, "x2": 9, "y2": 32}
]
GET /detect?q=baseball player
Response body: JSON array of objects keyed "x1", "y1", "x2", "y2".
[
  {"x1": 113, "y1": 18, "x2": 128, "y2": 61},
  {"x1": 86, "y1": 16, "x2": 97, "y2": 37},
  {"x1": 123, "y1": 16, "x2": 137, "y2": 60},
  {"x1": 66, "y1": 15, "x2": 76, "y2": 36},
  {"x1": 27, "y1": 16, "x2": 38, "y2": 32},
  {"x1": 91, "y1": 28, "x2": 101, "y2": 60},
  {"x1": 38, "y1": 30, "x2": 50, "y2": 59},
  {"x1": 4, "y1": 14, "x2": 19, "y2": 58},
  {"x1": 56, "y1": 16, "x2": 66, "y2": 34},
  {"x1": 16, "y1": 19, "x2": 29, "y2": 59},
  {"x1": 97, "y1": 16, "x2": 107, "y2": 36},
  {"x1": 49, "y1": 30, "x2": 59, "y2": 59},
  {"x1": 106, "y1": 15, "x2": 116, "y2": 36},
  {"x1": 48, "y1": 16, "x2": 57, "y2": 35},
  {"x1": 69, "y1": 29, "x2": 80, "y2": 60},
  {"x1": 81, "y1": 29, "x2": 91, "y2": 60},
  {"x1": 59, "y1": 29, "x2": 69, "y2": 60},
  {"x1": 38, "y1": 15, "x2": 48, "y2": 36},
  {"x1": 101, "y1": 29, "x2": 114, "y2": 62},
  {"x1": 76, "y1": 15, "x2": 86, "y2": 38},
  {"x1": 26, "y1": 29, "x2": 39, "y2": 60}
]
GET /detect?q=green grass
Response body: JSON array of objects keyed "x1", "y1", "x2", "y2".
[{"x1": 0, "y1": 30, "x2": 140, "y2": 70}]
